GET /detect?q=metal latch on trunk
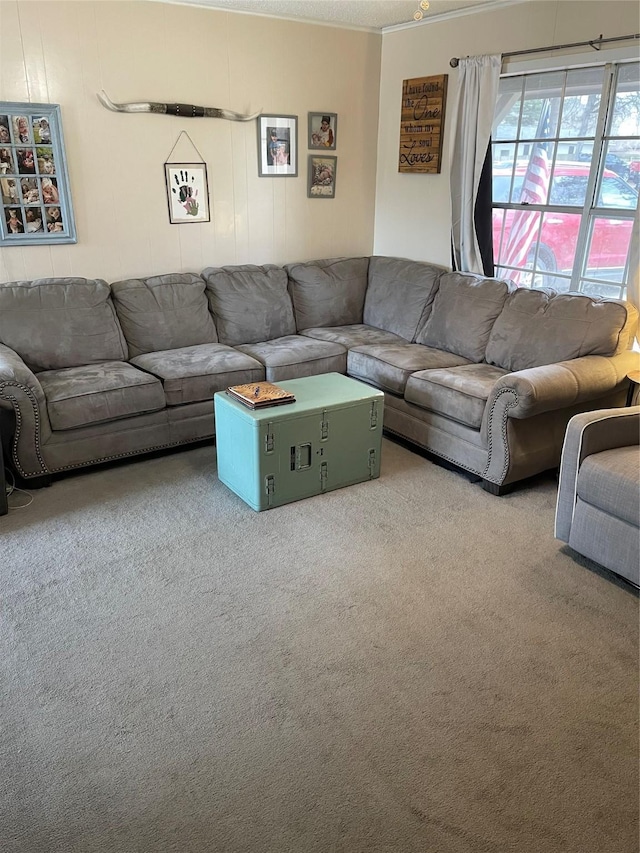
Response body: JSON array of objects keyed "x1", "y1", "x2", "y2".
[
  {"x1": 370, "y1": 402, "x2": 379, "y2": 429},
  {"x1": 265, "y1": 475, "x2": 275, "y2": 496},
  {"x1": 320, "y1": 461, "x2": 328, "y2": 491},
  {"x1": 320, "y1": 409, "x2": 329, "y2": 440},
  {"x1": 368, "y1": 448, "x2": 376, "y2": 477},
  {"x1": 265, "y1": 424, "x2": 274, "y2": 452}
]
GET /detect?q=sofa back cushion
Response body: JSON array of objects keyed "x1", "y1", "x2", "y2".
[
  {"x1": 202, "y1": 264, "x2": 295, "y2": 346},
  {"x1": 285, "y1": 257, "x2": 369, "y2": 330},
  {"x1": 415, "y1": 272, "x2": 513, "y2": 362},
  {"x1": 364, "y1": 257, "x2": 445, "y2": 341},
  {"x1": 0, "y1": 277, "x2": 127, "y2": 372},
  {"x1": 485, "y1": 289, "x2": 636, "y2": 372},
  {"x1": 110, "y1": 273, "x2": 217, "y2": 358}
]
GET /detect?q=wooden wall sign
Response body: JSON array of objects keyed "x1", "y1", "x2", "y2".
[{"x1": 398, "y1": 74, "x2": 448, "y2": 173}]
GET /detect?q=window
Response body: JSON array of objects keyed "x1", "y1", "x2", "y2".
[{"x1": 491, "y1": 61, "x2": 639, "y2": 299}]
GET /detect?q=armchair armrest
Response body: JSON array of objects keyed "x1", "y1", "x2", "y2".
[
  {"x1": 0, "y1": 343, "x2": 52, "y2": 475},
  {"x1": 555, "y1": 406, "x2": 640, "y2": 542}
]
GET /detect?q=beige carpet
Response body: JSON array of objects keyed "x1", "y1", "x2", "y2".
[{"x1": 1, "y1": 439, "x2": 638, "y2": 853}]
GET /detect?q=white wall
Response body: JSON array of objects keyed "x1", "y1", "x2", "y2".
[
  {"x1": 0, "y1": 0, "x2": 381, "y2": 282},
  {"x1": 374, "y1": 0, "x2": 640, "y2": 266}
]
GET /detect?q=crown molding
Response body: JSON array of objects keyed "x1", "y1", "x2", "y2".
[
  {"x1": 150, "y1": 0, "x2": 383, "y2": 33},
  {"x1": 382, "y1": 0, "x2": 529, "y2": 34},
  {"x1": 149, "y1": 0, "x2": 528, "y2": 34}
]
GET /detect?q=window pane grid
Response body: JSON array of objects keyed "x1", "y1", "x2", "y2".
[{"x1": 492, "y1": 61, "x2": 639, "y2": 299}]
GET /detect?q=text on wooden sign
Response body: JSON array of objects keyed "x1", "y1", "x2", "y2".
[{"x1": 399, "y1": 74, "x2": 448, "y2": 173}]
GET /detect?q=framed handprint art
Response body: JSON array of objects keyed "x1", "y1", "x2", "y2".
[
  {"x1": 0, "y1": 102, "x2": 76, "y2": 245},
  {"x1": 164, "y1": 162, "x2": 210, "y2": 224}
]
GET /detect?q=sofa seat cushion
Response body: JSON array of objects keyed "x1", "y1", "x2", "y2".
[
  {"x1": 405, "y1": 363, "x2": 509, "y2": 429},
  {"x1": 202, "y1": 265, "x2": 296, "y2": 346},
  {"x1": 348, "y1": 344, "x2": 471, "y2": 395},
  {"x1": 236, "y1": 336, "x2": 346, "y2": 382},
  {"x1": 0, "y1": 278, "x2": 128, "y2": 372},
  {"x1": 38, "y1": 362, "x2": 165, "y2": 431},
  {"x1": 416, "y1": 272, "x2": 513, "y2": 362},
  {"x1": 486, "y1": 289, "x2": 635, "y2": 372},
  {"x1": 110, "y1": 273, "x2": 218, "y2": 357},
  {"x1": 576, "y1": 446, "x2": 640, "y2": 527},
  {"x1": 364, "y1": 257, "x2": 445, "y2": 341},
  {"x1": 285, "y1": 257, "x2": 370, "y2": 329},
  {"x1": 131, "y1": 344, "x2": 264, "y2": 406},
  {"x1": 300, "y1": 324, "x2": 407, "y2": 348}
]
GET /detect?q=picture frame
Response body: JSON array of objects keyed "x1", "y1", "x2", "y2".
[
  {"x1": 308, "y1": 155, "x2": 337, "y2": 199},
  {"x1": 164, "y1": 162, "x2": 210, "y2": 224},
  {"x1": 0, "y1": 101, "x2": 76, "y2": 246},
  {"x1": 257, "y1": 115, "x2": 298, "y2": 177},
  {"x1": 308, "y1": 112, "x2": 337, "y2": 150}
]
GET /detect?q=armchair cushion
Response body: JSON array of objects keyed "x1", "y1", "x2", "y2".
[{"x1": 576, "y1": 446, "x2": 639, "y2": 527}]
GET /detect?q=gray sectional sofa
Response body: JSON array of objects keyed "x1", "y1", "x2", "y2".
[{"x1": 0, "y1": 256, "x2": 637, "y2": 497}]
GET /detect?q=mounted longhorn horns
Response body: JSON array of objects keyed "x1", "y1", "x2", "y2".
[{"x1": 97, "y1": 90, "x2": 259, "y2": 122}]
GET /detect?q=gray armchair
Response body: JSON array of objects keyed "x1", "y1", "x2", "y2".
[{"x1": 555, "y1": 406, "x2": 640, "y2": 586}]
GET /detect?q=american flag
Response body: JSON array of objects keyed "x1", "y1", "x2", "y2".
[{"x1": 501, "y1": 103, "x2": 551, "y2": 283}]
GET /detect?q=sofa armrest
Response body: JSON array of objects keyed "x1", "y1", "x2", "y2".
[
  {"x1": 0, "y1": 343, "x2": 52, "y2": 475},
  {"x1": 0, "y1": 343, "x2": 41, "y2": 392},
  {"x1": 479, "y1": 351, "x2": 636, "y2": 487},
  {"x1": 486, "y1": 352, "x2": 637, "y2": 421},
  {"x1": 554, "y1": 406, "x2": 640, "y2": 542}
]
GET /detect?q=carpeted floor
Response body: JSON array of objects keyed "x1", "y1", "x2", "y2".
[{"x1": 1, "y1": 438, "x2": 638, "y2": 853}]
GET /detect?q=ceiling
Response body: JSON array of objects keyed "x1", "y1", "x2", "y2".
[{"x1": 161, "y1": 0, "x2": 520, "y2": 32}]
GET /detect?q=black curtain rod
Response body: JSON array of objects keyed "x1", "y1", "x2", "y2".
[{"x1": 449, "y1": 32, "x2": 639, "y2": 67}]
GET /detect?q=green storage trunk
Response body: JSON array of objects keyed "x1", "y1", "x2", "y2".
[{"x1": 214, "y1": 373, "x2": 384, "y2": 510}]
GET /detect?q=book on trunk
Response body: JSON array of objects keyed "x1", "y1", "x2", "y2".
[{"x1": 226, "y1": 381, "x2": 296, "y2": 409}]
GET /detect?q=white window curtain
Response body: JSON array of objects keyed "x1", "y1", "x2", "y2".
[{"x1": 450, "y1": 54, "x2": 502, "y2": 274}]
